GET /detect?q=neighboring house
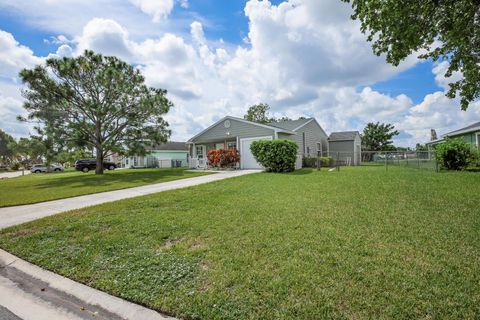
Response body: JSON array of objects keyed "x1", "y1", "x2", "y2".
[
  {"x1": 426, "y1": 121, "x2": 480, "y2": 149},
  {"x1": 328, "y1": 131, "x2": 362, "y2": 165},
  {"x1": 187, "y1": 116, "x2": 328, "y2": 169},
  {"x1": 112, "y1": 142, "x2": 188, "y2": 168}
]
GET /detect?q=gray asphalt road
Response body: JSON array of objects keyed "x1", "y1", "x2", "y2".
[{"x1": 0, "y1": 306, "x2": 21, "y2": 320}]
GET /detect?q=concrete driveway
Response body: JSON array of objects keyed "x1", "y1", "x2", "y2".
[{"x1": 0, "y1": 169, "x2": 261, "y2": 319}]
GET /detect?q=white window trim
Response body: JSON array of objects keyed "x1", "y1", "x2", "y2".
[{"x1": 476, "y1": 133, "x2": 480, "y2": 147}]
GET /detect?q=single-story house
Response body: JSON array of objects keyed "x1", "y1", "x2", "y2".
[
  {"x1": 328, "y1": 131, "x2": 362, "y2": 165},
  {"x1": 426, "y1": 121, "x2": 480, "y2": 149},
  {"x1": 187, "y1": 116, "x2": 328, "y2": 169},
  {"x1": 112, "y1": 142, "x2": 188, "y2": 168}
]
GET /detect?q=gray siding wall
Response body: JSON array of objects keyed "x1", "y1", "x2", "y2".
[
  {"x1": 329, "y1": 140, "x2": 354, "y2": 153},
  {"x1": 283, "y1": 120, "x2": 328, "y2": 156},
  {"x1": 191, "y1": 118, "x2": 275, "y2": 143}
]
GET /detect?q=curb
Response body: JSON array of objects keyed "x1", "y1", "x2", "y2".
[{"x1": 0, "y1": 249, "x2": 174, "y2": 320}]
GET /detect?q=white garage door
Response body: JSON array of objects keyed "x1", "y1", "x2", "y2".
[{"x1": 240, "y1": 136, "x2": 272, "y2": 169}]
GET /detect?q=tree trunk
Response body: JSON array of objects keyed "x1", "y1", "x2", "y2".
[
  {"x1": 95, "y1": 121, "x2": 104, "y2": 175},
  {"x1": 95, "y1": 150, "x2": 104, "y2": 174}
]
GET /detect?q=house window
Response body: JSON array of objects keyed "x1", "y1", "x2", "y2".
[
  {"x1": 477, "y1": 133, "x2": 480, "y2": 148},
  {"x1": 227, "y1": 142, "x2": 237, "y2": 149},
  {"x1": 196, "y1": 146, "x2": 204, "y2": 159}
]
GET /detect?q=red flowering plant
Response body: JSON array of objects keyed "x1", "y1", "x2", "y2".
[
  {"x1": 207, "y1": 148, "x2": 240, "y2": 168},
  {"x1": 207, "y1": 149, "x2": 221, "y2": 167}
]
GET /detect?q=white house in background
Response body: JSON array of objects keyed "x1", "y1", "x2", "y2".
[
  {"x1": 112, "y1": 142, "x2": 188, "y2": 168},
  {"x1": 187, "y1": 116, "x2": 329, "y2": 169}
]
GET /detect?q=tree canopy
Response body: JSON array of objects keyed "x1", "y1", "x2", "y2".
[
  {"x1": 244, "y1": 103, "x2": 293, "y2": 124},
  {"x1": 20, "y1": 50, "x2": 173, "y2": 174},
  {"x1": 362, "y1": 122, "x2": 399, "y2": 151},
  {"x1": 344, "y1": 0, "x2": 480, "y2": 110},
  {"x1": 244, "y1": 103, "x2": 274, "y2": 124},
  {"x1": 0, "y1": 130, "x2": 16, "y2": 165}
]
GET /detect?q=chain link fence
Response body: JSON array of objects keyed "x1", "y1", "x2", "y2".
[
  {"x1": 361, "y1": 151, "x2": 438, "y2": 171},
  {"x1": 302, "y1": 151, "x2": 439, "y2": 172}
]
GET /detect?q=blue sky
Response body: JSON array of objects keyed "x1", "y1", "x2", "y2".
[{"x1": 0, "y1": 0, "x2": 478, "y2": 146}]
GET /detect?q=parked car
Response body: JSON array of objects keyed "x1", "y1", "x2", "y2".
[
  {"x1": 30, "y1": 163, "x2": 65, "y2": 173},
  {"x1": 74, "y1": 159, "x2": 117, "y2": 173}
]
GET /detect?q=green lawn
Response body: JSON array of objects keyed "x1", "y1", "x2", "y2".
[
  {"x1": 0, "y1": 168, "x2": 211, "y2": 207},
  {"x1": 1, "y1": 166, "x2": 479, "y2": 319}
]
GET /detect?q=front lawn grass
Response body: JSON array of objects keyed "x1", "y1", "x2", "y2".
[
  {"x1": 0, "y1": 166, "x2": 479, "y2": 319},
  {"x1": 0, "y1": 168, "x2": 211, "y2": 207}
]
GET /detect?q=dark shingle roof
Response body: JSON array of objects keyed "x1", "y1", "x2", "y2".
[
  {"x1": 147, "y1": 141, "x2": 187, "y2": 151},
  {"x1": 328, "y1": 131, "x2": 359, "y2": 141},
  {"x1": 268, "y1": 118, "x2": 312, "y2": 131},
  {"x1": 444, "y1": 121, "x2": 480, "y2": 137}
]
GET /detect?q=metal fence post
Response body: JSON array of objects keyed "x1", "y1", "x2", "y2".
[{"x1": 317, "y1": 150, "x2": 321, "y2": 171}]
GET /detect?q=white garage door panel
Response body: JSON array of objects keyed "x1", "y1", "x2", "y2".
[{"x1": 240, "y1": 136, "x2": 272, "y2": 169}]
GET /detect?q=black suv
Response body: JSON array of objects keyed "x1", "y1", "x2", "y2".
[{"x1": 75, "y1": 159, "x2": 117, "y2": 172}]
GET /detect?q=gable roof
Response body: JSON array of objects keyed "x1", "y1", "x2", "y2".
[
  {"x1": 443, "y1": 121, "x2": 480, "y2": 137},
  {"x1": 187, "y1": 116, "x2": 296, "y2": 142},
  {"x1": 328, "y1": 131, "x2": 360, "y2": 141},
  {"x1": 268, "y1": 118, "x2": 312, "y2": 131},
  {"x1": 147, "y1": 141, "x2": 187, "y2": 151}
]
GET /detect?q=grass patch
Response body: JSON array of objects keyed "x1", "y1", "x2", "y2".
[
  {"x1": 0, "y1": 168, "x2": 211, "y2": 207},
  {"x1": 0, "y1": 166, "x2": 479, "y2": 319}
]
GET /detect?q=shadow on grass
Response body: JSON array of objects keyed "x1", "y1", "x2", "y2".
[
  {"x1": 287, "y1": 168, "x2": 314, "y2": 175},
  {"x1": 31, "y1": 168, "x2": 193, "y2": 190}
]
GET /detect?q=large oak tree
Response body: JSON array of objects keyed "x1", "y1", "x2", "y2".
[
  {"x1": 20, "y1": 50, "x2": 173, "y2": 174},
  {"x1": 344, "y1": 0, "x2": 480, "y2": 110}
]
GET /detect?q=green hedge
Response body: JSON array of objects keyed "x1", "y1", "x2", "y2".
[
  {"x1": 302, "y1": 156, "x2": 333, "y2": 168},
  {"x1": 250, "y1": 139, "x2": 298, "y2": 172}
]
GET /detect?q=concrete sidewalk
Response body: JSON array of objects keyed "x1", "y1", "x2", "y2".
[
  {"x1": 0, "y1": 171, "x2": 30, "y2": 179},
  {"x1": 0, "y1": 169, "x2": 260, "y2": 229}
]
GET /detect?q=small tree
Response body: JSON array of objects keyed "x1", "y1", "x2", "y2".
[
  {"x1": 20, "y1": 50, "x2": 172, "y2": 174},
  {"x1": 13, "y1": 136, "x2": 46, "y2": 165},
  {"x1": 362, "y1": 122, "x2": 399, "y2": 151},
  {"x1": 250, "y1": 139, "x2": 298, "y2": 172},
  {"x1": 434, "y1": 138, "x2": 473, "y2": 170},
  {"x1": 0, "y1": 130, "x2": 16, "y2": 166}
]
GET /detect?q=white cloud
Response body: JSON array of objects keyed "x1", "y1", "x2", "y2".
[
  {"x1": 0, "y1": 30, "x2": 43, "y2": 80},
  {"x1": 130, "y1": 0, "x2": 174, "y2": 22},
  {"x1": 190, "y1": 21, "x2": 206, "y2": 45}
]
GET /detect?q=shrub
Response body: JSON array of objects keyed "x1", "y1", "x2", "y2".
[
  {"x1": 302, "y1": 156, "x2": 333, "y2": 167},
  {"x1": 250, "y1": 139, "x2": 298, "y2": 172},
  {"x1": 302, "y1": 156, "x2": 317, "y2": 168},
  {"x1": 207, "y1": 149, "x2": 240, "y2": 168},
  {"x1": 319, "y1": 156, "x2": 333, "y2": 167},
  {"x1": 434, "y1": 138, "x2": 474, "y2": 170},
  {"x1": 10, "y1": 162, "x2": 20, "y2": 171}
]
